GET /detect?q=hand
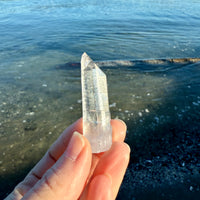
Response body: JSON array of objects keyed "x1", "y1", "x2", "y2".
[{"x1": 6, "y1": 119, "x2": 130, "y2": 200}]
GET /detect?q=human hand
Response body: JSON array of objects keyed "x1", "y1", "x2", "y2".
[{"x1": 6, "y1": 119, "x2": 130, "y2": 200}]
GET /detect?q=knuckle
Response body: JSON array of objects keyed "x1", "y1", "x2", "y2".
[
  {"x1": 42, "y1": 169, "x2": 56, "y2": 192},
  {"x1": 42, "y1": 167, "x2": 64, "y2": 193}
]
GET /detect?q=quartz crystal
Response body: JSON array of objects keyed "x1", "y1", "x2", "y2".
[{"x1": 81, "y1": 52, "x2": 112, "y2": 153}]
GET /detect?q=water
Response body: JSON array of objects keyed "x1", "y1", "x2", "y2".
[{"x1": 0, "y1": 0, "x2": 200, "y2": 199}]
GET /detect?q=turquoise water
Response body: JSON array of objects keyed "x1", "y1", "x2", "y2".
[
  {"x1": 0, "y1": 0, "x2": 200, "y2": 199},
  {"x1": 0, "y1": 0, "x2": 200, "y2": 62}
]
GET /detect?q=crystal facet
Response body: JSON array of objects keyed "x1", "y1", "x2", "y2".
[{"x1": 81, "y1": 52, "x2": 112, "y2": 153}]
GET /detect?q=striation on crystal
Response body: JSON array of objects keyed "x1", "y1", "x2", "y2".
[{"x1": 81, "y1": 52, "x2": 112, "y2": 153}]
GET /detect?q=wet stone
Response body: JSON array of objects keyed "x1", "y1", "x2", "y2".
[{"x1": 23, "y1": 119, "x2": 37, "y2": 131}]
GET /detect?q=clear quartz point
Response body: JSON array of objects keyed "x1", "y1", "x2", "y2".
[{"x1": 81, "y1": 52, "x2": 112, "y2": 153}]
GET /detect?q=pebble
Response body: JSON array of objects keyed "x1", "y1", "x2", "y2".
[
  {"x1": 69, "y1": 106, "x2": 73, "y2": 110},
  {"x1": 189, "y1": 186, "x2": 193, "y2": 191},
  {"x1": 39, "y1": 98, "x2": 43, "y2": 103},
  {"x1": 42, "y1": 84, "x2": 48, "y2": 87},
  {"x1": 192, "y1": 102, "x2": 199, "y2": 106},
  {"x1": 109, "y1": 102, "x2": 116, "y2": 108},
  {"x1": 145, "y1": 108, "x2": 149, "y2": 113},
  {"x1": 77, "y1": 99, "x2": 82, "y2": 103},
  {"x1": 125, "y1": 110, "x2": 129, "y2": 113},
  {"x1": 138, "y1": 112, "x2": 142, "y2": 117},
  {"x1": 15, "y1": 111, "x2": 20, "y2": 115},
  {"x1": 154, "y1": 116, "x2": 159, "y2": 123},
  {"x1": 25, "y1": 112, "x2": 35, "y2": 116},
  {"x1": 177, "y1": 113, "x2": 182, "y2": 118}
]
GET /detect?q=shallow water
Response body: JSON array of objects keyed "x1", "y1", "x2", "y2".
[{"x1": 0, "y1": 0, "x2": 200, "y2": 199}]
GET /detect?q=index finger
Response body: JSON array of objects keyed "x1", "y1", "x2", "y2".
[
  {"x1": 32, "y1": 118, "x2": 126, "y2": 178},
  {"x1": 14, "y1": 118, "x2": 126, "y2": 197},
  {"x1": 29, "y1": 118, "x2": 83, "y2": 179}
]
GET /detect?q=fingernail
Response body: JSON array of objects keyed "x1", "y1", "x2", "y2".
[
  {"x1": 64, "y1": 131, "x2": 85, "y2": 161},
  {"x1": 115, "y1": 119, "x2": 127, "y2": 138}
]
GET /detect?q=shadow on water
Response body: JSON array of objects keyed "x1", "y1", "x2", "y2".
[
  {"x1": 0, "y1": 59, "x2": 200, "y2": 199},
  {"x1": 118, "y1": 113, "x2": 200, "y2": 200},
  {"x1": 113, "y1": 61, "x2": 200, "y2": 200}
]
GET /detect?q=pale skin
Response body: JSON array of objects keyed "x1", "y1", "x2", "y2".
[{"x1": 6, "y1": 119, "x2": 130, "y2": 200}]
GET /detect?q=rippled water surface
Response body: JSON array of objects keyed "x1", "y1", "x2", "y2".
[{"x1": 0, "y1": 0, "x2": 200, "y2": 199}]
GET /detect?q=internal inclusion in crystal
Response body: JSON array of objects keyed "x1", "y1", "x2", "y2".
[{"x1": 81, "y1": 53, "x2": 112, "y2": 153}]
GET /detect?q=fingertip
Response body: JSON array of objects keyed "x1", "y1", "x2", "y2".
[
  {"x1": 64, "y1": 131, "x2": 85, "y2": 161},
  {"x1": 111, "y1": 119, "x2": 127, "y2": 142},
  {"x1": 123, "y1": 142, "x2": 131, "y2": 154},
  {"x1": 66, "y1": 131, "x2": 92, "y2": 165}
]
